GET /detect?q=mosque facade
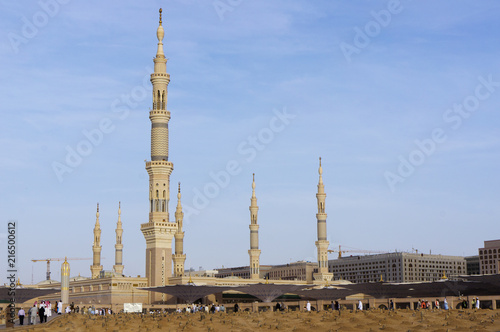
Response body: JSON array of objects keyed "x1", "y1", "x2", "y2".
[
  {"x1": 30, "y1": 9, "x2": 336, "y2": 308},
  {"x1": 140, "y1": 9, "x2": 335, "y2": 297}
]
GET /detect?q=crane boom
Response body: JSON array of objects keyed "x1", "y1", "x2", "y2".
[{"x1": 31, "y1": 257, "x2": 96, "y2": 280}]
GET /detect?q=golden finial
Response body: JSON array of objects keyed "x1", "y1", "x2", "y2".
[
  {"x1": 159, "y1": 8, "x2": 162, "y2": 25},
  {"x1": 380, "y1": 274, "x2": 383, "y2": 282},
  {"x1": 178, "y1": 182, "x2": 181, "y2": 194},
  {"x1": 97, "y1": 203, "x2": 99, "y2": 213},
  {"x1": 318, "y1": 157, "x2": 323, "y2": 177}
]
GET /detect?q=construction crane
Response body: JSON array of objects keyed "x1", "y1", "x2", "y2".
[
  {"x1": 31, "y1": 257, "x2": 94, "y2": 280},
  {"x1": 327, "y1": 245, "x2": 387, "y2": 259}
]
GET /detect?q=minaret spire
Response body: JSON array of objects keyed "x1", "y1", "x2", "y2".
[
  {"x1": 313, "y1": 158, "x2": 333, "y2": 283},
  {"x1": 113, "y1": 202, "x2": 124, "y2": 275},
  {"x1": 156, "y1": 8, "x2": 165, "y2": 58},
  {"x1": 173, "y1": 183, "x2": 186, "y2": 277},
  {"x1": 141, "y1": 8, "x2": 177, "y2": 303},
  {"x1": 91, "y1": 203, "x2": 103, "y2": 279},
  {"x1": 249, "y1": 173, "x2": 261, "y2": 279}
]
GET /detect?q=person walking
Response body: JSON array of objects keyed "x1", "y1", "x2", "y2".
[
  {"x1": 46, "y1": 301, "x2": 52, "y2": 318},
  {"x1": 358, "y1": 300, "x2": 363, "y2": 311},
  {"x1": 18, "y1": 308, "x2": 25, "y2": 325},
  {"x1": 38, "y1": 304, "x2": 45, "y2": 323},
  {"x1": 306, "y1": 301, "x2": 311, "y2": 312},
  {"x1": 443, "y1": 297, "x2": 449, "y2": 310},
  {"x1": 475, "y1": 297, "x2": 480, "y2": 309},
  {"x1": 29, "y1": 305, "x2": 37, "y2": 325}
]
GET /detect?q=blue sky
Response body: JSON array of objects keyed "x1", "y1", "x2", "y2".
[{"x1": 1, "y1": 0, "x2": 499, "y2": 284}]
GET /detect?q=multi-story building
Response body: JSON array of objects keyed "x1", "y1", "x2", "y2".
[
  {"x1": 267, "y1": 261, "x2": 318, "y2": 283},
  {"x1": 215, "y1": 266, "x2": 272, "y2": 279},
  {"x1": 328, "y1": 252, "x2": 466, "y2": 283},
  {"x1": 479, "y1": 240, "x2": 500, "y2": 274},
  {"x1": 214, "y1": 261, "x2": 318, "y2": 283},
  {"x1": 465, "y1": 256, "x2": 480, "y2": 275}
]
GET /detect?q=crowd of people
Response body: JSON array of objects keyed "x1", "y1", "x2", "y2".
[
  {"x1": 17, "y1": 300, "x2": 55, "y2": 325},
  {"x1": 13, "y1": 295, "x2": 485, "y2": 325},
  {"x1": 16, "y1": 300, "x2": 113, "y2": 325},
  {"x1": 173, "y1": 303, "x2": 228, "y2": 313}
]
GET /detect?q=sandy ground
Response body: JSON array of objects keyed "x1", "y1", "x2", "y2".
[{"x1": 14, "y1": 309, "x2": 500, "y2": 332}]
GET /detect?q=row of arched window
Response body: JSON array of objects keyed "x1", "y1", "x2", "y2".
[{"x1": 153, "y1": 90, "x2": 166, "y2": 110}]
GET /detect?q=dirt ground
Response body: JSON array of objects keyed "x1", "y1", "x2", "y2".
[{"x1": 17, "y1": 309, "x2": 500, "y2": 332}]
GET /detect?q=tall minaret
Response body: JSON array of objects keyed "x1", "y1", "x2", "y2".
[
  {"x1": 140, "y1": 8, "x2": 178, "y2": 303},
  {"x1": 113, "y1": 202, "x2": 124, "y2": 275},
  {"x1": 313, "y1": 158, "x2": 333, "y2": 282},
  {"x1": 248, "y1": 173, "x2": 261, "y2": 279},
  {"x1": 90, "y1": 203, "x2": 103, "y2": 279},
  {"x1": 172, "y1": 183, "x2": 186, "y2": 277}
]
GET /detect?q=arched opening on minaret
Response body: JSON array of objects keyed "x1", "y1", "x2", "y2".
[
  {"x1": 162, "y1": 190, "x2": 166, "y2": 212},
  {"x1": 161, "y1": 90, "x2": 166, "y2": 109},
  {"x1": 155, "y1": 190, "x2": 159, "y2": 212},
  {"x1": 156, "y1": 90, "x2": 161, "y2": 110}
]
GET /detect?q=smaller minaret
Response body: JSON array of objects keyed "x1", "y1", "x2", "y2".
[
  {"x1": 248, "y1": 173, "x2": 261, "y2": 279},
  {"x1": 113, "y1": 202, "x2": 124, "y2": 275},
  {"x1": 90, "y1": 203, "x2": 103, "y2": 279},
  {"x1": 172, "y1": 183, "x2": 186, "y2": 277},
  {"x1": 313, "y1": 158, "x2": 333, "y2": 282},
  {"x1": 61, "y1": 257, "x2": 70, "y2": 306}
]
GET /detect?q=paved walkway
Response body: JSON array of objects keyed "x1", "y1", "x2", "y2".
[{"x1": 1, "y1": 313, "x2": 62, "y2": 329}]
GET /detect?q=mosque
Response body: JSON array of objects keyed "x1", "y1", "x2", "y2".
[{"x1": 32, "y1": 9, "x2": 340, "y2": 308}]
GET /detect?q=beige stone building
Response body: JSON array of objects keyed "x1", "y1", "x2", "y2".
[
  {"x1": 479, "y1": 240, "x2": 500, "y2": 274},
  {"x1": 32, "y1": 202, "x2": 149, "y2": 308},
  {"x1": 135, "y1": 10, "x2": 338, "y2": 295},
  {"x1": 328, "y1": 252, "x2": 466, "y2": 283},
  {"x1": 24, "y1": 9, "x2": 344, "y2": 309},
  {"x1": 267, "y1": 261, "x2": 318, "y2": 283}
]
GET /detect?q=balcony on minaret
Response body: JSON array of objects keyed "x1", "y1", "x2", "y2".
[{"x1": 145, "y1": 161, "x2": 173, "y2": 168}]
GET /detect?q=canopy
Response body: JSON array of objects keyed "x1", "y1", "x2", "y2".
[
  {"x1": 232, "y1": 284, "x2": 309, "y2": 302},
  {"x1": 140, "y1": 285, "x2": 236, "y2": 303},
  {"x1": 0, "y1": 287, "x2": 59, "y2": 304}
]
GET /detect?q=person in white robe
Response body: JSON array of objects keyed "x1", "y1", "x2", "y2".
[{"x1": 46, "y1": 301, "x2": 52, "y2": 317}]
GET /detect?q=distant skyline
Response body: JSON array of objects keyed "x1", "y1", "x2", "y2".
[{"x1": 1, "y1": 1, "x2": 500, "y2": 284}]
